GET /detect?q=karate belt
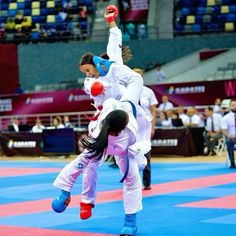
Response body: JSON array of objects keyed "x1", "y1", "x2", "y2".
[{"x1": 119, "y1": 101, "x2": 137, "y2": 183}]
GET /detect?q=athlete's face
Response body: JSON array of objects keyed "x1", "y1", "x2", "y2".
[{"x1": 80, "y1": 64, "x2": 100, "y2": 78}]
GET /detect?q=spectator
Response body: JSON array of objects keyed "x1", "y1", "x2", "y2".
[
  {"x1": 133, "y1": 68, "x2": 158, "y2": 190},
  {"x1": 39, "y1": 26, "x2": 48, "y2": 40},
  {"x1": 78, "y1": 6, "x2": 88, "y2": 40},
  {"x1": 32, "y1": 118, "x2": 45, "y2": 133},
  {"x1": 0, "y1": 24, "x2": 6, "y2": 41},
  {"x1": 221, "y1": 99, "x2": 236, "y2": 169},
  {"x1": 63, "y1": 115, "x2": 73, "y2": 128},
  {"x1": 184, "y1": 107, "x2": 203, "y2": 127},
  {"x1": 14, "y1": 11, "x2": 23, "y2": 25},
  {"x1": 158, "y1": 95, "x2": 174, "y2": 111},
  {"x1": 213, "y1": 98, "x2": 222, "y2": 114},
  {"x1": 8, "y1": 117, "x2": 20, "y2": 132},
  {"x1": 158, "y1": 111, "x2": 172, "y2": 127},
  {"x1": 203, "y1": 107, "x2": 222, "y2": 156},
  {"x1": 5, "y1": 18, "x2": 15, "y2": 33},
  {"x1": 176, "y1": 106, "x2": 188, "y2": 124},
  {"x1": 15, "y1": 83, "x2": 24, "y2": 94},
  {"x1": 155, "y1": 64, "x2": 165, "y2": 82},
  {"x1": 52, "y1": 116, "x2": 65, "y2": 129}
]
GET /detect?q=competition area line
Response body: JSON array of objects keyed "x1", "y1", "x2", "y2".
[
  {"x1": 0, "y1": 225, "x2": 116, "y2": 236},
  {"x1": 0, "y1": 167, "x2": 61, "y2": 177},
  {"x1": 177, "y1": 194, "x2": 236, "y2": 209},
  {"x1": 1, "y1": 173, "x2": 236, "y2": 218}
]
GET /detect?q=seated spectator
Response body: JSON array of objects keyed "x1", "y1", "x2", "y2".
[
  {"x1": 39, "y1": 26, "x2": 48, "y2": 40},
  {"x1": 14, "y1": 11, "x2": 23, "y2": 25},
  {"x1": 8, "y1": 117, "x2": 20, "y2": 132},
  {"x1": 221, "y1": 99, "x2": 236, "y2": 169},
  {"x1": 21, "y1": 17, "x2": 31, "y2": 35},
  {"x1": 0, "y1": 24, "x2": 6, "y2": 40},
  {"x1": 15, "y1": 83, "x2": 24, "y2": 94},
  {"x1": 158, "y1": 95, "x2": 174, "y2": 111},
  {"x1": 32, "y1": 118, "x2": 45, "y2": 133},
  {"x1": 203, "y1": 107, "x2": 222, "y2": 156},
  {"x1": 52, "y1": 116, "x2": 65, "y2": 129},
  {"x1": 176, "y1": 106, "x2": 189, "y2": 124},
  {"x1": 184, "y1": 107, "x2": 203, "y2": 127},
  {"x1": 5, "y1": 18, "x2": 16, "y2": 33},
  {"x1": 157, "y1": 111, "x2": 172, "y2": 127},
  {"x1": 63, "y1": 115, "x2": 73, "y2": 128}
]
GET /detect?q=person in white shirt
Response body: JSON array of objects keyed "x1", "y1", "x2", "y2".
[
  {"x1": 221, "y1": 99, "x2": 236, "y2": 169},
  {"x1": 176, "y1": 106, "x2": 189, "y2": 124},
  {"x1": 203, "y1": 107, "x2": 222, "y2": 156},
  {"x1": 184, "y1": 107, "x2": 203, "y2": 127},
  {"x1": 32, "y1": 118, "x2": 45, "y2": 133},
  {"x1": 213, "y1": 98, "x2": 222, "y2": 114},
  {"x1": 155, "y1": 64, "x2": 165, "y2": 82},
  {"x1": 158, "y1": 95, "x2": 174, "y2": 111},
  {"x1": 133, "y1": 68, "x2": 158, "y2": 190}
]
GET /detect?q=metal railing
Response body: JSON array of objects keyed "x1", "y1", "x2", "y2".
[{"x1": 0, "y1": 110, "x2": 95, "y2": 131}]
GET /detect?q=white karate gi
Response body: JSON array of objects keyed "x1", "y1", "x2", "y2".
[{"x1": 53, "y1": 98, "x2": 147, "y2": 214}]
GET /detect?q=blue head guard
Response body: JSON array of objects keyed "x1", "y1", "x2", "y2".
[{"x1": 93, "y1": 56, "x2": 113, "y2": 76}]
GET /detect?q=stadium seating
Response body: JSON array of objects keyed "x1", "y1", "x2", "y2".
[
  {"x1": 174, "y1": 0, "x2": 236, "y2": 35},
  {"x1": 0, "y1": 0, "x2": 94, "y2": 43}
]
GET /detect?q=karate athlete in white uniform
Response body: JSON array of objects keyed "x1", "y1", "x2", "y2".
[
  {"x1": 52, "y1": 5, "x2": 148, "y2": 236},
  {"x1": 52, "y1": 98, "x2": 147, "y2": 236}
]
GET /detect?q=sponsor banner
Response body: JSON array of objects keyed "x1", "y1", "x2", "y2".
[
  {"x1": 149, "y1": 79, "x2": 236, "y2": 106},
  {"x1": 0, "y1": 89, "x2": 93, "y2": 116},
  {"x1": 0, "y1": 79, "x2": 235, "y2": 116},
  {"x1": 118, "y1": 0, "x2": 149, "y2": 22},
  {"x1": 0, "y1": 132, "x2": 43, "y2": 156}
]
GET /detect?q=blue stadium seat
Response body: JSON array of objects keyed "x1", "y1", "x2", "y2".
[
  {"x1": 213, "y1": 5, "x2": 221, "y2": 14},
  {"x1": 40, "y1": 8, "x2": 48, "y2": 16},
  {"x1": 31, "y1": 30, "x2": 39, "y2": 40},
  {"x1": 24, "y1": 8, "x2": 31, "y2": 16},
  {"x1": 229, "y1": 5, "x2": 236, "y2": 13},
  {"x1": 197, "y1": 7, "x2": 205, "y2": 14},
  {"x1": 182, "y1": 0, "x2": 194, "y2": 8},
  {"x1": 222, "y1": 0, "x2": 231, "y2": 4},
  {"x1": 191, "y1": 23, "x2": 201, "y2": 31},
  {"x1": 195, "y1": 15, "x2": 203, "y2": 24},
  {"x1": 227, "y1": 13, "x2": 236, "y2": 21},
  {"x1": 8, "y1": 9, "x2": 17, "y2": 17},
  {"x1": 32, "y1": 15, "x2": 40, "y2": 23},
  {"x1": 17, "y1": 2, "x2": 25, "y2": 10},
  {"x1": 181, "y1": 8, "x2": 190, "y2": 15},
  {"x1": 198, "y1": 0, "x2": 207, "y2": 7},
  {"x1": 1, "y1": 3, "x2": 8, "y2": 11},
  {"x1": 219, "y1": 13, "x2": 228, "y2": 22},
  {"x1": 208, "y1": 22, "x2": 219, "y2": 31}
]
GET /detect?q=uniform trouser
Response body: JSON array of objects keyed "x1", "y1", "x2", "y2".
[
  {"x1": 143, "y1": 151, "x2": 151, "y2": 188},
  {"x1": 225, "y1": 138, "x2": 235, "y2": 165},
  {"x1": 53, "y1": 152, "x2": 143, "y2": 214},
  {"x1": 204, "y1": 133, "x2": 222, "y2": 152},
  {"x1": 53, "y1": 152, "x2": 99, "y2": 204}
]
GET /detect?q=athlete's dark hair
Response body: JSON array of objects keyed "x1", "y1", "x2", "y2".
[
  {"x1": 100, "y1": 45, "x2": 133, "y2": 63},
  {"x1": 79, "y1": 52, "x2": 95, "y2": 66},
  {"x1": 80, "y1": 109, "x2": 128, "y2": 161}
]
